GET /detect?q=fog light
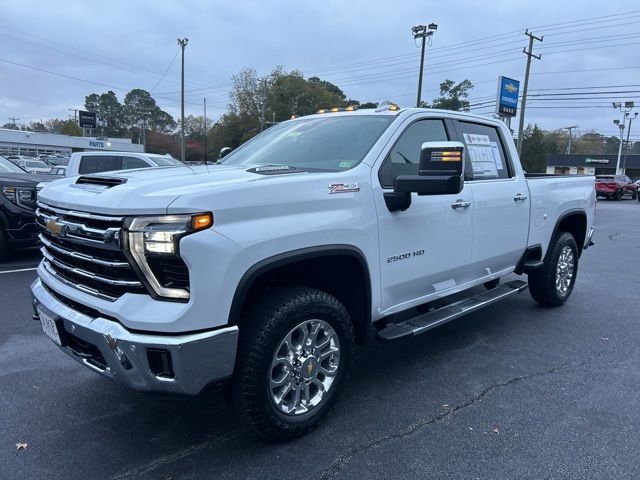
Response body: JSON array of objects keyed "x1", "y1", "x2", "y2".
[{"x1": 148, "y1": 349, "x2": 174, "y2": 379}]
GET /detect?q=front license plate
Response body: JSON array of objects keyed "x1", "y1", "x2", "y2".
[{"x1": 39, "y1": 309, "x2": 62, "y2": 346}]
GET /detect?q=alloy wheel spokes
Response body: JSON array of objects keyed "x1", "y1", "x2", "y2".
[{"x1": 269, "y1": 319, "x2": 341, "y2": 416}]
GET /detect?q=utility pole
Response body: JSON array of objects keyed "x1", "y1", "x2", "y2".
[
  {"x1": 177, "y1": 37, "x2": 189, "y2": 162},
  {"x1": 203, "y1": 97, "x2": 207, "y2": 164},
  {"x1": 258, "y1": 77, "x2": 268, "y2": 132},
  {"x1": 517, "y1": 30, "x2": 543, "y2": 158},
  {"x1": 8, "y1": 117, "x2": 20, "y2": 128},
  {"x1": 613, "y1": 102, "x2": 635, "y2": 175},
  {"x1": 412, "y1": 23, "x2": 437, "y2": 108},
  {"x1": 562, "y1": 125, "x2": 578, "y2": 154},
  {"x1": 623, "y1": 112, "x2": 638, "y2": 172}
]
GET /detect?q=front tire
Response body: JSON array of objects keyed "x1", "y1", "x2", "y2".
[
  {"x1": 229, "y1": 286, "x2": 354, "y2": 441},
  {"x1": 528, "y1": 232, "x2": 578, "y2": 307},
  {"x1": 615, "y1": 188, "x2": 624, "y2": 201}
]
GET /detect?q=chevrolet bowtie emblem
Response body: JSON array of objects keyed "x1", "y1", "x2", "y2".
[
  {"x1": 505, "y1": 83, "x2": 518, "y2": 94},
  {"x1": 45, "y1": 216, "x2": 64, "y2": 236}
]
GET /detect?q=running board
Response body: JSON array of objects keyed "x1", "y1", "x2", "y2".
[{"x1": 376, "y1": 280, "x2": 528, "y2": 343}]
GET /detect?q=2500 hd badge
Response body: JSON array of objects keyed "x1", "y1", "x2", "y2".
[{"x1": 387, "y1": 249, "x2": 425, "y2": 263}]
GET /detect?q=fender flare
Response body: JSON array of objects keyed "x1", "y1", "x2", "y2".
[
  {"x1": 546, "y1": 208, "x2": 587, "y2": 260},
  {"x1": 228, "y1": 244, "x2": 372, "y2": 327}
]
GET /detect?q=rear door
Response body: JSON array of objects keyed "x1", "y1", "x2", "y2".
[{"x1": 452, "y1": 120, "x2": 529, "y2": 277}]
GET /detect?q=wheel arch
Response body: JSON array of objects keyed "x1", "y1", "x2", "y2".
[
  {"x1": 548, "y1": 209, "x2": 587, "y2": 259},
  {"x1": 229, "y1": 245, "x2": 373, "y2": 345}
]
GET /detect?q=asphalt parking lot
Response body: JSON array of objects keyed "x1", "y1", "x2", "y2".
[{"x1": 2, "y1": 200, "x2": 639, "y2": 480}]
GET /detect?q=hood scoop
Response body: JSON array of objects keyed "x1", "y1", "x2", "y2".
[{"x1": 73, "y1": 175, "x2": 127, "y2": 192}]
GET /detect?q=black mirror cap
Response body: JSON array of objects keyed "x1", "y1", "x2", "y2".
[
  {"x1": 419, "y1": 141, "x2": 464, "y2": 177},
  {"x1": 218, "y1": 147, "x2": 232, "y2": 160},
  {"x1": 394, "y1": 174, "x2": 463, "y2": 196}
]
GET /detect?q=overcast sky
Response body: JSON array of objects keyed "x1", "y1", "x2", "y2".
[{"x1": 1, "y1": 0, "x2": 639, "y2": 140}]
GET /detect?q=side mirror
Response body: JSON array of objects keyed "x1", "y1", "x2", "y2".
[
  {"x1": 395, "y1": 141, "x2": 464, "y2": 195},
  {"x1": 384, "y1": 141, "x2": 464, "y2": 212},
  {"x1": 218, "y1": 147, "x2": 232, "y2": 160}
]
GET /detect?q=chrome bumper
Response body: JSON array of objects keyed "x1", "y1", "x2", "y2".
[{"x1": 31, "y1": 279, "x2": 238, "y2": 395}]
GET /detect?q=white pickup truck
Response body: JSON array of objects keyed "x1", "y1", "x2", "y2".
[{"x1": 32, "y1": 106, "x2": 595, "y2": 440}]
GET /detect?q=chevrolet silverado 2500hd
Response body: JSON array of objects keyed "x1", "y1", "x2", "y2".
[{"x1": 32, "y1": 106, "x2": 595, "y2": 440}]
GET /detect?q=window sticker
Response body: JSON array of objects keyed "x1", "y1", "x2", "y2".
[
  {"x1": 490, "y1": 142, "x2": 503, "y2": 170},
  {"x1": 463, "y1": 133, "x2": 497, "y2": 178}
]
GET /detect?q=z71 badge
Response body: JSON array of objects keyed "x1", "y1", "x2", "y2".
[{"x1": 328, "y1": 183, "x2": 360, "y2": 194}]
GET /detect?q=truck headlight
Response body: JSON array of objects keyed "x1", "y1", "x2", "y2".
[
  {"x1": 2, "y1": 186, "x2": 37, "y2": 209},
  {"x1": 123, "y1": 213, "x2": 213, "y2": 300}
]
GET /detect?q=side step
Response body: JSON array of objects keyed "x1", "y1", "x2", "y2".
[{"x1": 376, "y1": 280, "x2": 528, "y2": 343}]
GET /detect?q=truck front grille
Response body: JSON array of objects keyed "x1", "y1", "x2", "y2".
[{"x1": 35, "y1": 202, "x2": 144, "y2": 301}]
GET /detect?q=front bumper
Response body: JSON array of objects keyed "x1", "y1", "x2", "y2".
[{"x1": 31, "y1": 278, "x2": 238, "y2": 395}]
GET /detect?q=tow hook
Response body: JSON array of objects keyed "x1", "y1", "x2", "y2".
[{"x1": 104, "y1": 334, "x2": 132, "y2": 370}]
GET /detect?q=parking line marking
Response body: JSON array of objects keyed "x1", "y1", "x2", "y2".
[{"x1": 0, "y1": 267, "x2": 38, "y2": 274}]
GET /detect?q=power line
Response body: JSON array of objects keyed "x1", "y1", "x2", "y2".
[{"x1": 149, "y1": 47, "x2": 181, "y2": 93}]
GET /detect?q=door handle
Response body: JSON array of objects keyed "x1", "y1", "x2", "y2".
[
  {"x1": 513, "y1": 193, "x2": 528, "y2": 202},
  {"x1": 451, "y1": 199, "x2": 471, "y2": 210}
]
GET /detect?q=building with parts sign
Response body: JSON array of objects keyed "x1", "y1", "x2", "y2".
[{"x1": 0, "y1": 128, "x2": 144, "y2": 157}]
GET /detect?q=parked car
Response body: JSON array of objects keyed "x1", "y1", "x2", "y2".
[
  {"x1": 49, "y1": 165, "x2": 67, "y2": 176},
  {"x1": 595, "y1": 174, "x2": 637, "y2": 200},
  {"x1": 0, "y1": 156, "x2": 57, "y2": 258},
  {"x1": 64, "y1": 152, "x2": 183, "y2": 177},
  {"x1": 33, "y1": 107, "x2": 595, "y2": 440},
  {"x1": 6, "y1": 156, "x2": 52, "y2": 174}
]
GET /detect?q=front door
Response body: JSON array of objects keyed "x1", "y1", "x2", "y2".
[{"x1": 374, "y1": 116, "x2": 475, "y2": 315}]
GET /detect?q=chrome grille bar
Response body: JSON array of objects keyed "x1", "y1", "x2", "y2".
[
  {"x1": 41, "y1": 261, "x2": 118, "y2": 302},
  {"x1": 41, "y1": 249, "x2": 142, "y2": 287},
  {"x1": 37, "y1": 201, "x2": 124, "y2": 222},
  {"x1": 39, "y1": 234, "x2": 129, "y2": 268}
]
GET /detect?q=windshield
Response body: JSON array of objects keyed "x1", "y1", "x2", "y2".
[
  {"x1": 147, "y1": 155, "x2": 183, "y2": 167},
  {"x1": 221, "y1": 115, "x2": 394, "y2": 171},
  {"x1": 0, "y1": 156, "x2": 26, "y2": 173},
  {"x1": 26, "y1": 160, "x2": 48, "y2": 168}
]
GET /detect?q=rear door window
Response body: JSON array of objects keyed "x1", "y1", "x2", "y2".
[
  {"x1": 78, "y1": 155, "x2": 122, "y2": 174},
  {"x1": 454, "y1": 121, "x2": 513, "y2": 181}
]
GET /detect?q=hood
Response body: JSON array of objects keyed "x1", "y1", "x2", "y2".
[
  {"x1": 37, "y1": 164, "x2": 306, "y2": 215},
  {"x1": 0, "y1": 172, "x2": 57, "y2": 186}
]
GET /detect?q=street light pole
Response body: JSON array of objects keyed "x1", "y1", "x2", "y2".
[
  {"x1": 177, "y1": 37, "x2": 189, "y2": 162},
  {"x1": 623, "y1": 112, "x2": 638, "y2": 172},
  {"x1": 203, "y1": 97, "x2": 207, "y2": 165},
  {"x1": 562, "y1": 125, "x2": 578, "y2": 154},
  {"x1": 412, "y1": 23, "x2": 437, "y2": 108},
  {"x1": 613, "y1": 101, "x2": 635, "y2": 175}
]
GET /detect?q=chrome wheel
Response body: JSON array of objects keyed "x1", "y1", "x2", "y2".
[
  {"x1": 269, "y1": 319, "x2": 341, "y2": 416},
  {"x1": 555, "y1": 246, "x2": 575, "y2": 296}
]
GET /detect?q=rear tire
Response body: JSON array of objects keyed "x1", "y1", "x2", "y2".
[
  {"x1": 229, "y1": 286, "x2": 355, "y2": 441},
  {"x1": 615, "y1": 189, "x2": 624, "y2": 201},
  {"x1": 528, "y1": 232, "x2": 578, "y2": 307},
  {"x1": 633, "y1": 190, "x2": 638, "y2": 200}
]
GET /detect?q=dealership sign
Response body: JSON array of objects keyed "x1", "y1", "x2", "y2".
[
  {"x1": 585, "y1": 157, "x2": 610, "y2": 164},
  {"x1": 78, "y1": 111, "x2": 97, "y2": 129},
  {"x1": 495, "y1": 76, "x2": 520, "y2": 117}
]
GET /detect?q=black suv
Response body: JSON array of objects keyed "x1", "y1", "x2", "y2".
[{"x1": 0, "y1": 156, "x2": 56, "y2": 259}]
